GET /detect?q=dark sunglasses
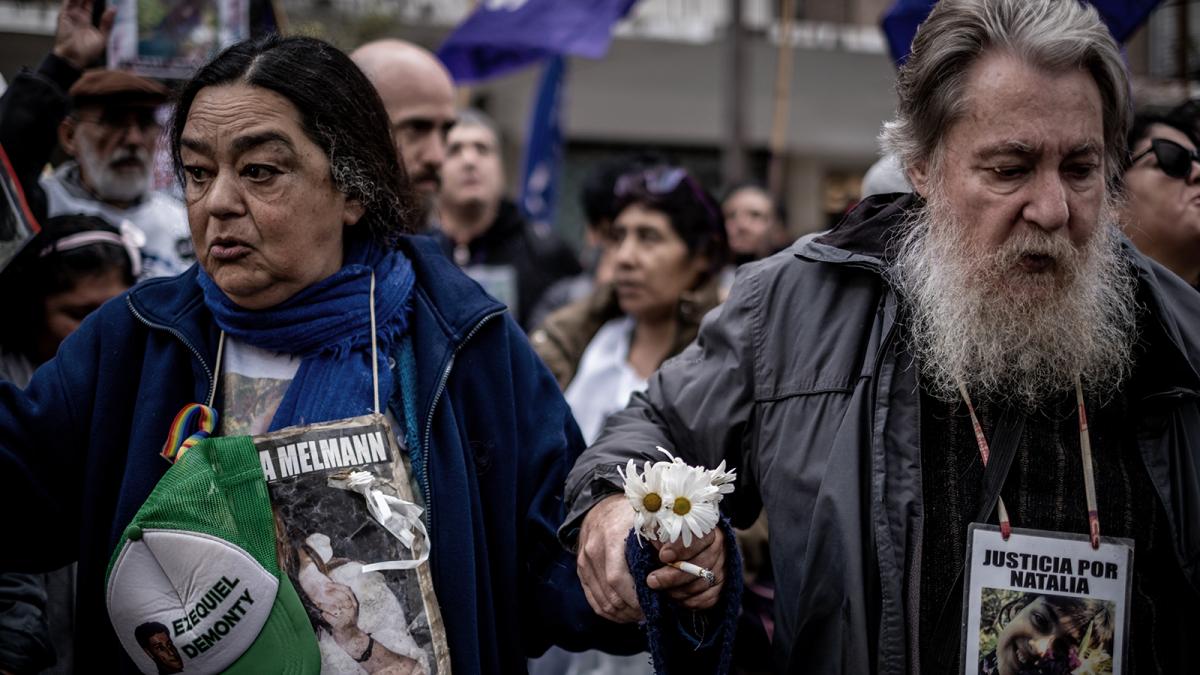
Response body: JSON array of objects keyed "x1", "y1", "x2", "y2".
[
  {"x1": 1130, "y1": 138, "x2": 1200, "y2": 180},
  {"x1": 613, "y1": 167, "x2": 722, "y2": 230}
]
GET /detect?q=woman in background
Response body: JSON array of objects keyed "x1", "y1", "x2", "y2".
[
  {"x1": 1120, "y1": 111, "x2": 1200, "y2": 289},
  {"x1": 533, "y1": 164, "x2": 729, "y2": 444}
]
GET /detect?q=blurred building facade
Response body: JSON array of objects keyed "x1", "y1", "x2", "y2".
[{"x1": 2, "y1": 0, "x2": 1198, "y2": 246}]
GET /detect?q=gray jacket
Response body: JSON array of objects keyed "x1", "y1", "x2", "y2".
[{"x1": 561, "y1": 194, "x2": 1200, "y2": 674}]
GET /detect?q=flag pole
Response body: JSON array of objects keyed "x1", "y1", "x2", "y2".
[
  {"x1": 455, "y1": 0, "x2": 480, "y2": 108},
  {"x1": 722, "y1": 0, "x2": 748, "y2": 185},
  {"x1": 1178, "y1": 0, "x2": 1190, "y2": 101},
  {"x1": 767, "y1": 0, "x2": 796, "y2": 196}
]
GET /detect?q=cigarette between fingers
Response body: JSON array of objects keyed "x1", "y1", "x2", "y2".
[{"x1": 667, "y1": 560, "x2": 717, "y2": 586}]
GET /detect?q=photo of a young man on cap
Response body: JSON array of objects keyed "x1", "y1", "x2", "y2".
[{"x1": 134, "y1": 621, "x2": 184, "y2": 674}]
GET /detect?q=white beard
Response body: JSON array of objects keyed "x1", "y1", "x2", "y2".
[
  {"x1": 889, "y1": 188, "x2": 1140, "y2": 409},
  {"x1": 75, "y1": 136, "x2": 152, "y2": 204}
]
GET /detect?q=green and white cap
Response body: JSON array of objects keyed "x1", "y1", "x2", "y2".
[{"x1": 105, "y1": 435, "x2": 320, "y2": 675}]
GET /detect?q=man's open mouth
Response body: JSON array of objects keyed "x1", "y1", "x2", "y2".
[{"x1": 1018, "y1": 252, "x2": 1056, "y2": 273}]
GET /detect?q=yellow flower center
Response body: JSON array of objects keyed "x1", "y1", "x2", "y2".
[
  {"x1": 672, "y1": 496, "x2": 692, "y2": 516},
  {"x1": 642, "y1": 493, "x2": 663, "y2": 512}
]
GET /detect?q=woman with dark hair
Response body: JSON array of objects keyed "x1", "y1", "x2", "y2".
[
  {"x1": 1121, "y1": 111, "x2": 1200, "y2": 288},
  {"x1": 0, "y1": 214, "x2": 138, "y2": 386},
  {"x1": 533, "y1": 165, "x2": 729, "y2": 442},
  {"x1": 0, "y1": 34, "x2": 683, "y2": 674}
]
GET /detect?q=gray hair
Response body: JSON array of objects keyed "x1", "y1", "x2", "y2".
[{"x1": 881, "y1": 0, "x2": 1130, "y2": 188}]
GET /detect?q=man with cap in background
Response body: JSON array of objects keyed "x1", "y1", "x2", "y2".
[
  {"x1": 351, "y1": 39, "x2": 457, "y2": 231},
  {"x1": 0, "y1": 0, "x2": 192, "y2": 279},
  {"x1": 42, "y1": 70, "x2": 191, "y2": 279}
]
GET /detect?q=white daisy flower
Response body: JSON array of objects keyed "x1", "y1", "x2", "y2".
[
  {"x1": 619, "y1": 459, "x2": 667, "y2": 542},
  {"x1": 655, "y1": 446, "x2": 694, "y2": 468},
  {"x1": 657, "y1": 462, "x2": 721, "y2": 548},
  {"x1": 709, "y1": 459, "x2": 737, "y2": 495},
  {"x1": 619, "y1": 447, "x2": 738, "y2": 547}
]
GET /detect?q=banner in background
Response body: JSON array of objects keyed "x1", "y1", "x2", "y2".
[
  {"x1": 519, "y1": 56, "x2": 566, "y2": 228},
  {"x1": 882, "y1": 0, "x2": 1163, "y2": 65},
  {"x1": 437, "y1": 0, "x2": 637, "y2": 84},
  {"x1": 108, "y1": 0, "x2": 249, "y2": 79}
]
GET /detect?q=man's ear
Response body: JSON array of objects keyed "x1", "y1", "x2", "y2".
[
  {"x1": 907, "y1": 158, "x2": 930, "y2": 197},
  {"x1": 58, "y1": 117, "x2": 78, "y2": 157},
  {"x1": 343, "y1": 199, "x2": 366, "y2": 227}
]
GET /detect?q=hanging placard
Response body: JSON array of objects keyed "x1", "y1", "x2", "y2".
[
  {"x1": 252, "y1": 415, "x2": 451, "y2": 674},
  {"x1": 961, "y1": 523, "x2": 1133, "y2": 675}
]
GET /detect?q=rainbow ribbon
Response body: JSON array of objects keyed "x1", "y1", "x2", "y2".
[{"x1": 160, "y1": 403, "x2": 219, "y2": 464}]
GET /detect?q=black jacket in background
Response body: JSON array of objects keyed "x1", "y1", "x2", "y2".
[
  {"x1": 0, "y1": 54, "x2": 81, "y2": 225},
  {"x1": 435, "y1": 200, "x2": 581, "y2": 330},
  {"x1": 0, "y1": 53, "x2": 81, "y2": 675}
]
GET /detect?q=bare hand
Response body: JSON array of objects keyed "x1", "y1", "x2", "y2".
[
  {"x1": 647, "y1": 526, "x2": 726, "y2": 611},
  {"x1": 577, "y1": 493, "x2": 643, "y2": 623},
  {"x1": 52, "y1": 0, "x2": 115, "y2": 70}
]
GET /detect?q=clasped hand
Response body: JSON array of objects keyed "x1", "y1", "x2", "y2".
[{"x1": 576, "y1": 494, "x2": 726, "y2": 623}]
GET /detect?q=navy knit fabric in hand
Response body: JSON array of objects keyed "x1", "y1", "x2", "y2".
[{"x1": 625, "y1": 518, "x2": 742, "y2": 675}]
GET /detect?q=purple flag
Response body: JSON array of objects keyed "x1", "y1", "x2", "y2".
[{"x1": 438, "y1": 0, "x2": 638, "y2": 83}]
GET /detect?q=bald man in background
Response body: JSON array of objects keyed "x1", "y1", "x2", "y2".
[{"x1": 352, "y1": 39, "x2": 457, "y2": 228}]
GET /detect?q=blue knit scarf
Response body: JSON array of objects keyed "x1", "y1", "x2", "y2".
[{"x1": 197, "y1": 238, "x2": 415, "y2": 431}]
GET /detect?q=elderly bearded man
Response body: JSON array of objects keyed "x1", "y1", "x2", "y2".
[
  {"x1": 562, "y1": 0, "x2": 1200, "y2": 673},
  {"x1": 0, "y1": 0, "x2": 192, "y2": 278}
]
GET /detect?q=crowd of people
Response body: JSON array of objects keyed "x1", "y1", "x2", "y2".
[{"x1": 0, "y1": 0, "x2": 1198, "y2": 673}]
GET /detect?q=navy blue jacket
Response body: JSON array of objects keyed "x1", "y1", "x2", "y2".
[{"x1": 0, "y1": 236, "x2": 641, "y2": 673}]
